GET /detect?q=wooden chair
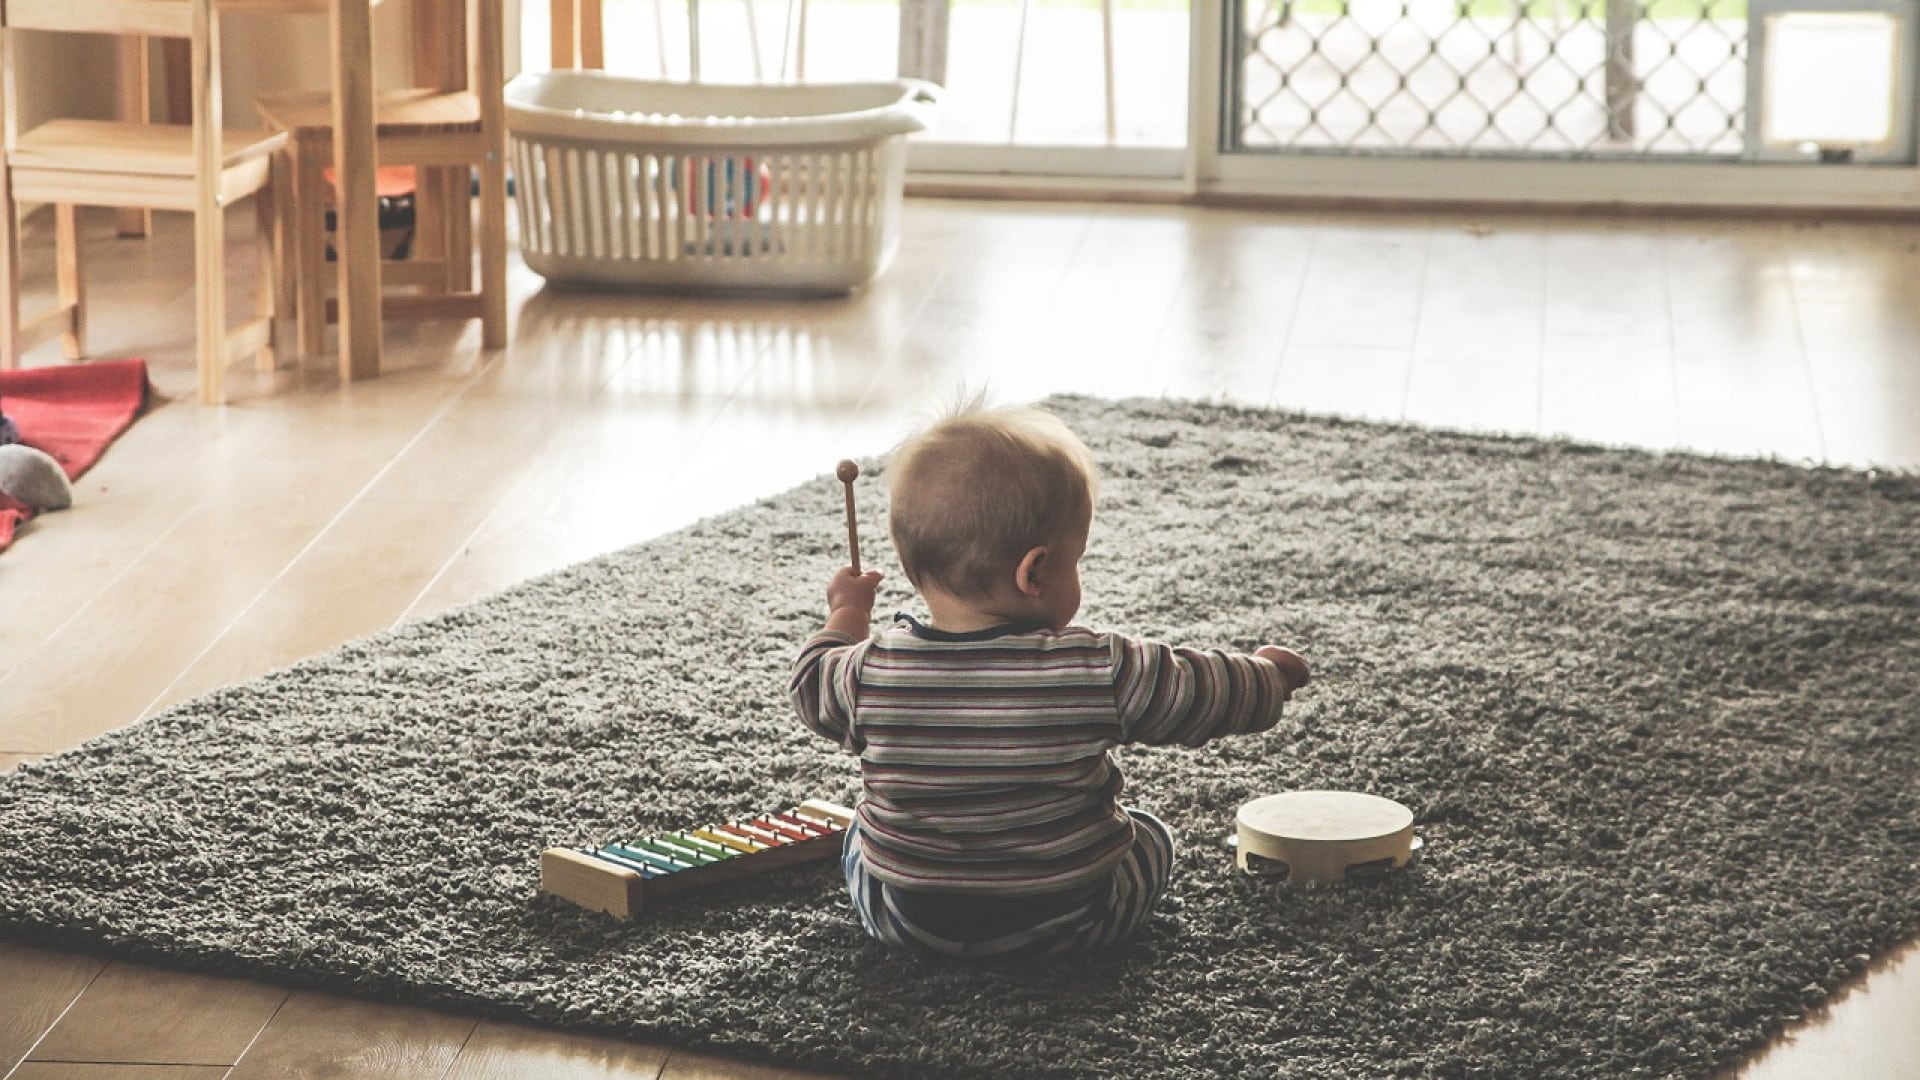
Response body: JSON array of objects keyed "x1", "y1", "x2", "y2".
[
  {"x1": 255, "y1": 0, "x2": 507, "y2": 357},
  {"x1": 0, "y1": 0, "x2": 288, "y2": 405}
]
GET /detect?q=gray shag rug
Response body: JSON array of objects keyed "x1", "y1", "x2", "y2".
[{"x1": 3, "y1": 396, "x2": 1917, "y2": 1079}]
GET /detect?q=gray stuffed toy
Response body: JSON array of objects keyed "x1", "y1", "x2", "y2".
[
  {"x1": 0, "y1": 444, "x2": 72, "y2": 511},
  {"x1": 0, "y1": 411, "x2": 16, "y2": 446}
]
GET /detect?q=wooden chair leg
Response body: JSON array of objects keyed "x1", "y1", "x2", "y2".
[
  {"x1": 54, "y1": 204, "x2": 86, "y2": 360},
  {"x1": 268, "y1": 148, "x2": 295, "y2": 349},
  {"x1": 115, "y1": 36, "x2": 154, "y2": 239},
  {"x1": 447, "y1": 166, "x2": 473, "y2": 293},
  {"x1": 414, "y1": 165, "x2": 447, "y2": 294},
  {"x1": 0, "y1": 175, "x2": 22, "y2": 369},
  {"x1": 478, "y1": 155, "x2": 507, "y2": 349},
  {"x1": 294, "y1": 138, "x2": 328, "y2": 356},
  {"x1": 194, "y1": 187, "x2": 228, "y2": 406},
  {"x1": 116, "y1": 35, "x2": 155, "y2": 239},
  {"x1": 254, "y1": 168, "x2": 283, "y2": 372}
]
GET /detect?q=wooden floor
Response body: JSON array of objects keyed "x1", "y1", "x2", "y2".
[{"x1": 1, "y1": 198, "x2": 1917, "y2": 1079}]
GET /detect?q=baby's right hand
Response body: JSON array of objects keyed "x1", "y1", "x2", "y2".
[
  {"x1": 827, "y1": 566, "x2": 884, "y2": 616},
  {"x1": 1255, "y1": 646, "x2": 1310, "y2": 692}
]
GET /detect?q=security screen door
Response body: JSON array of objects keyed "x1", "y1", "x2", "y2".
[{"x1": 1226, "y1": 0, "x2": 1918, "y2": 163}]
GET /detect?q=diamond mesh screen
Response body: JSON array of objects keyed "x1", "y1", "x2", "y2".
[{"x1": 1232, "y1": 0, "x2": 1750, "y2": 156}]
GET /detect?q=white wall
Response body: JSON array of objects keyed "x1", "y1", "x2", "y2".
[
  {"x1": 12, "y1": 32, "x2": 119, "y2": 129},
  {"x1": 220, "y1": 7, "x2": 416, "y2": 127},
  {"x1": 18, "y1": 8, "x2": 417, "y2": 132}
]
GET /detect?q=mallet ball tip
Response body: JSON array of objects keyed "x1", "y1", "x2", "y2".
[{"x1": 836, "y1": 460, "x2": 860, "y2": 484}]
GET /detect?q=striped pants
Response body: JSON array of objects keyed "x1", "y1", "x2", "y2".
[{"x1": 841, "y1": 808, "x2": 1177, "y2": 961}]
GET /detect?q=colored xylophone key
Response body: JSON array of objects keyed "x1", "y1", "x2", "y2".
[
  {"x1": 540, "y1": 799, "x2": 856, "y2": 919},
  {"x1": 692, "y1": 827, "x2": 763, "y2": 854}
]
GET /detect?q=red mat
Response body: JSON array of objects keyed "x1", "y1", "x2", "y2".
[{"x1": 0, "y1": 358, "x2": 150, "y2": 553}]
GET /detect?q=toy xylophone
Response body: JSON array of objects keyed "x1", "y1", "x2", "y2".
[{"x1": 541, "y1": 799, "x2": 856, "y2": 919}]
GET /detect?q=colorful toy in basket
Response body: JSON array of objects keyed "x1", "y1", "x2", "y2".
[{"x1": 683, "y1": 155, "x2": 772, "y2": 221}]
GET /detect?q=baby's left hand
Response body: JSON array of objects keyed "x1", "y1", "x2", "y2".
[{"x1": 1255, "y1": 645, "x2": 1310, "y2": 692}]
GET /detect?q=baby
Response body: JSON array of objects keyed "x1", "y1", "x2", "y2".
[{"x1": 789, "y1": 400, "x2": 1310, "y2": 961}]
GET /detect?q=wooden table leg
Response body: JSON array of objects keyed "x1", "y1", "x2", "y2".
[{"x1": 331, "y1": 0, "x2": 382, "y2": 380}]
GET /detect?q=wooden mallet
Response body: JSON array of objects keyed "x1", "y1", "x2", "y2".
[{"x1": 836, "y1": 459, "x2": 861, "y2": 573}]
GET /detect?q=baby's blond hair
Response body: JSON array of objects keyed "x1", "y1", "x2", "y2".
[{"x1": 888, "y1": 396, "x2": 1097, "y2": 600}]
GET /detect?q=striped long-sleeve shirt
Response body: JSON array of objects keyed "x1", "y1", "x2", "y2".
[{"x1": 789, "y1": 614, "x2": 1294, "y2": 896}]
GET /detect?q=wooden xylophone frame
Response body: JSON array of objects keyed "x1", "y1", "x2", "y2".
[{"x1": 541, "y1": 798, "x2": 856, "y2": 919}]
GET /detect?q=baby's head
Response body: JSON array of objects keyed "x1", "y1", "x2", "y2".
[{"x1": 888, "y1": 398, "x2": 1097, "y2": 627}]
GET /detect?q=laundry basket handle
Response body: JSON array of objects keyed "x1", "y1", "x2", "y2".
[
  {"x1": 505, "y1": 73, "x2": 942, "y2": 147},
  {"x1": 892, "y1": 78, "x2": 943, "y2": 134}
]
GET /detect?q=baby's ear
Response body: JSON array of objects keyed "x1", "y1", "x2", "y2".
[{"x1": 1013, "y1": 545, "x2": 1049, "y2": 598}]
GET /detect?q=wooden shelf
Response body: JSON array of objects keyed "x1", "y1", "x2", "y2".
[
  {"x1": 256, "y1": 88, "x2": 480, "y2": 136},
  {"x1": 13, "y1": 120, "x2": 284, "y2": 175}
]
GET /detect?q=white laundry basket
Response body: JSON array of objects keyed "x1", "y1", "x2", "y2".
[{"x1": 504, "y1": 73, "x2": 938, "y2": 293}]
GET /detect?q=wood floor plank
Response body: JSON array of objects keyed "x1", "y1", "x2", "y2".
[
  {"x1": 28, "y1": 962, "x2": 284, "y2": 1067},
  {"x1": 657, "y1": 1048, "x2": 850, "y2": 1080},
  {"x1": 0, "y1": 753, "x2": 41, "y2": 772},
  {"x1": 439, "y1": 1020, "x2": 670, "y2": 1080},
  {"x1": 1543, "y1": 218, "x2": 1674, "y2": 342},
  {"x1": 1793, "y1": 299, "x2": 1920, "y2": 470},
  {"x1": 1660, "y1": 222, "x2": 1822, "y2": 463},
  {"x1": 1540, "y1": 331, "x2": 1679, "y2": 450},
  {"x1": 10, "y1": 1065, "x2": 230, "y2": 1080},
  {"x1": 1148, "y1": 212, "x2": 1313, "y2": 404},
  {"x1": 152, "y1": 491, "x2": 508, "y2": 711},
  {"x1": 0, "y1": 353, "x2": 476, "y2": 743},
  {"x1": 1778, "y1": 218, "x2": 1920, "y2": 310},
  {"x1": 1273, "y1": 345, "x2": 1414, "y2": 422},
  {"x1": 401, "y1": 400, "x2": 862, "y2": 624},
  {"x1": 0, "y1": 944, "x2": 103, "y2": 1075},
  {"x1": 0, "y1": 406, "x2": 216, "y2": 687},
  {"x1": 1735, "y1": 941, "x2": 1920, "y2": 1080},
  {"x1": 2, "y1": 580, "x2": 120, "y2": 688},
  {"x1": 1027, "y1": 234, "x2": 1187, "y2": 389},
  {"x1": 1287, "y1": 216, "x2": 1432, "y2": 352},
  {"x1": 0, "y1": 469, "x2": 396, "y2": 751},
  {"x1": 1403, "y1": 216, "x2": 1548, "y2": 437},
  {"x1": 225, "y1": 991, "x2": 474, "y2": 1080},
  {"x1": 397, "y1": 404, "x2": 729, "y2": 621},
  {"x1": 1538, "y1": 219, "x2": 1680, "y2": 451}
]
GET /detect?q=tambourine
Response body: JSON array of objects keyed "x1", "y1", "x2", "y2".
[{"x1": 1232, "y1": 790, "x2": 1423, "y2": 884}]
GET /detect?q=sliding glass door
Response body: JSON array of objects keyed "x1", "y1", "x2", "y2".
[
  {"x1": 513, "y1": 0, "x2": 1920, "y2": 202},
  {"x1": 517, "y1": 0, "x2": 1193, "y2": 175}
]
